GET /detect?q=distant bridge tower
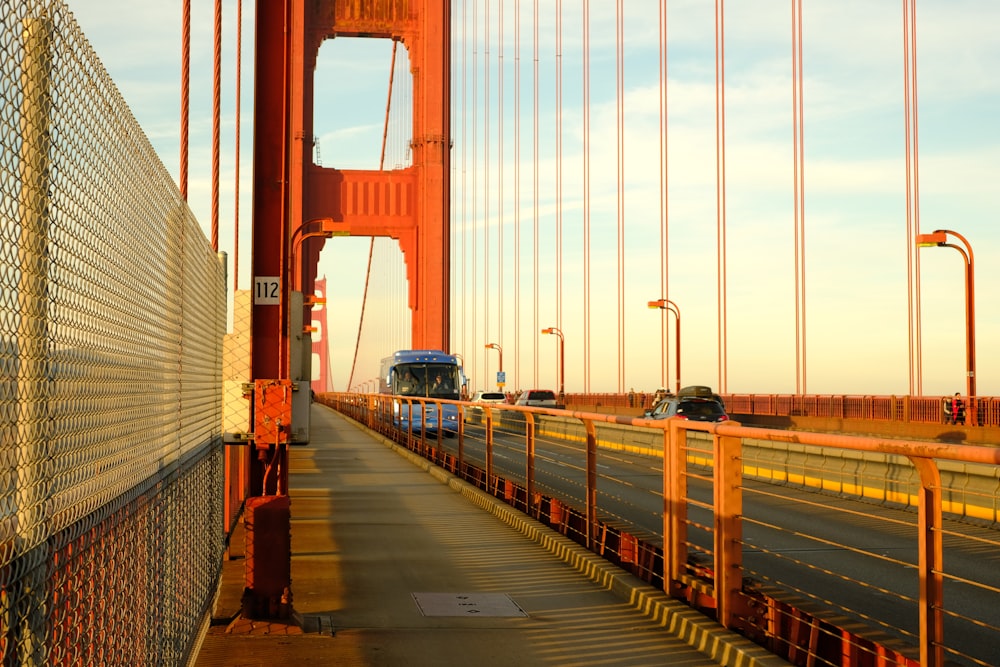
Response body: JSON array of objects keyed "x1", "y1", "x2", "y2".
[{"x1": 311, "y1": 277, "x2": 330, "y2": 393}]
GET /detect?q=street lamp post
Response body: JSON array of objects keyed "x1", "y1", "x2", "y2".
[
  {"x1": 290, "y1": 217, "x2": 340, "y2": 290},
  {"x1": 540, "y1": 327, "x2": 565, "y2": 401},
  {"x1": 916, "y1": 229, "x2": 976, "y2": 398},
  {"x1": 648, "y1": 299, "x2": 681, "y2": 394},
  {"x1": 484, "y1": 343, "x2": 503, "y2": 389}
]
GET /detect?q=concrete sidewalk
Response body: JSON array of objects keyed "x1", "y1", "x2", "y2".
[{"x1": 193, "y1": 405, "x2": 786, "y2": 666}]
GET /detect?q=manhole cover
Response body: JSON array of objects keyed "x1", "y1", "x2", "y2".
[{"x1": 412, "y1": 592, "x2": 528, "y2": 617}]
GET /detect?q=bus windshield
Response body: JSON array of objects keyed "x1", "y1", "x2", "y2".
[{"x1": 393, "y1": 363, "x2": 461, "y2": 399}]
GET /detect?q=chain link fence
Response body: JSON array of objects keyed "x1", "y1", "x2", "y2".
[{"x1": 1, "y1": 2, "x2": 227, "y2": 663}]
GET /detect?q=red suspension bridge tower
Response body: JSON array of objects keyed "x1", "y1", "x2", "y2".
[{"x1": 247, "y1": 0, "x2": 450, "y2": 616}]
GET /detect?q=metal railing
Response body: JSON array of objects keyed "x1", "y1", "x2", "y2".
[
  {"x1": 568, "y1": 392, "x2": 1000, "y2": 427},
  {"x1": 324, "y1": 392, "x2": 1000, "y2": 667},
  {"x1": 1, "y1": 3, "x2": 227, "y2": 663}
]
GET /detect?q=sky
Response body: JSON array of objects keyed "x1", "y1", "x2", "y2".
[{"x1": 67, "y1": 0, "x2": 1000, "y2": 398}]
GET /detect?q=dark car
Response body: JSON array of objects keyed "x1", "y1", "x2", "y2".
[{"x1": 645, "y1": 390, "x2": 729, "y2": 423}]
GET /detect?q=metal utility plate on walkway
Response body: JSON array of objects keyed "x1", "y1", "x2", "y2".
[{"x1": 412, "y1": 592, "x2": 528, "y2": 617}]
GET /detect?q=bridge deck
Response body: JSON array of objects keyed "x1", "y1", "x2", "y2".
[{"x1": 193, "y1": 404, "x2": 785, "y2": 666}]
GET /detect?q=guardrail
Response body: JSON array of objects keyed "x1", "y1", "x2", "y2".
[
  {"x1": 323, "y1": 392, "x2": 1000, "y2": 667},
  {"x1": 566, "y1": 393, "x2": 1000, "y2": 428}
]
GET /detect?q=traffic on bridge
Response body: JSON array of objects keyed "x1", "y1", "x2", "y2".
[{"x1": 1, "y1": 0, "x2": 997, "y2": 665}]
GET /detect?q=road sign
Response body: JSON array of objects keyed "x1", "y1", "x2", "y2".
[
  {"x1": 254, "y1": 276, "x2": 280, "y2": 304},
  {"x1": 497, "y1": 371, "x2": 506, "y2": 384}
]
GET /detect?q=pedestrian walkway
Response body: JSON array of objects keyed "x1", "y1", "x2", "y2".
[{"x1": 193, "y1": 405, "x2": 787, "y2": 666}]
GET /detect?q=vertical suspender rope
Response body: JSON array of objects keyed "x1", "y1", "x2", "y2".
[
  {"x1": 792, "y1": 0, "x2": 806, "y2": 394},
  {"x1": 582, "y1": 0, "x2": 591, "y2": 393},
  {"x1": 498, "y1": 0, "x2": 504, "y2": 381},
  {"x1": 514, "y1": 0, "x2": 521, "y2": 392},
  {"x1": 461, "y1": 0, "x2": 469, "y2": 370},
  {"x1": 180, "y1": 0, "x2": 190, "y2": 200},
  {"x1": 904, "y1": 0, "x2": 922, "y2": 395},
  {"x1": 659, "y1": 0, "x2": 670, "y2": 391},
  {"x1": 233, "y1": 0, "x2": 242, "y2": 291},
  {"x1": 556, "y1": 0, "x2": 563, "y2": 340},
  {"x1": 533, "y1": 0, "x2": 540, "y2": 389},
  {"x1": 211, "y1": 0, "x2": 221, "y2": 250},
  {"x1": 616, "y1": 0, "x2": 625, "y2": 394},
  {"x1": 472, "y1": 0, "x2": 479, "y2": 386},
  {"x1": 484, "y1": 0, "x2": 491, "y2": 379},
  {"x1": 715, "y1": 0, "x2": 728, "y2": 393}
]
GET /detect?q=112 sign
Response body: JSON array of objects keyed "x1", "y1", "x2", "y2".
[{"x1": 254, "y1": 277, "x2": 280, "y2": 305}]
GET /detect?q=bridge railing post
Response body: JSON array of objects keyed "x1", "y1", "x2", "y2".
[
  {"x1": 664, "y1": 420, "x2": 688, "y2": 597},
  {"x1": 714, "y1": 424, "x2": 747, "y2": 629}
]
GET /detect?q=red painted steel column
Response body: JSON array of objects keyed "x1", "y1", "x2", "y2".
[
  {"x1": 247, "y1": 0, "x2": 295, "y2": 618},
  {"x1": 410, "y1": 0, "x2": 452, "y2": 350}
]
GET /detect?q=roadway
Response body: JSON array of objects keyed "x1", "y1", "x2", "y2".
[
  {"x1": 453, "y1": 418, "x2": 1000, "y2": 667},
  {"x1": 195, "y1": 405, "x2": 780, "y2": 666}
]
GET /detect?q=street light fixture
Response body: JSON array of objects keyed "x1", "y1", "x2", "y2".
[
  {"x1": 484, "y1": 343, "x2": 503, "y2": 389},
  {"x1": 290, "y1": 217, "x2": 342, "y2": 289},
  {"x1": 540, "y1": 327, "x2": 565, "y2": 401},
  {"x1": 916, "y1": 229, "x2": 976, "y2": 398},
  {"x1": 648, "y1": 299, "x2": 681, "y2": 394}
]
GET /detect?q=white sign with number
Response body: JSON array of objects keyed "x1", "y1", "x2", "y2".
[{"x1": 254, "y1": 276, "x2": 281, "y2": 305}]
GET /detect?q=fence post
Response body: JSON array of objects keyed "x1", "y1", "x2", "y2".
[
  {"x1": 525, "y1": 413, "x2": 536, "y2": 515},
  {"x1": 714, "y1": 425, "x2": 745, "y2": 629},
  {"x1": 663, "y1": 421, "x2": 688, "y2": 597},
  {"x1": 910, "y1": 457, "x2": 944, "y2": 667},
  {"x1": 584, "y1": 419, "x2": 597, "y2": 552},
  {"x1": 15, "y1": 15, "x2": 53, "y2": 664}
]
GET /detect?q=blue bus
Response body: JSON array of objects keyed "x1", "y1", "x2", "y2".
[{"x1": 379, "y1": 350, "x2": 465, "y2": 435}]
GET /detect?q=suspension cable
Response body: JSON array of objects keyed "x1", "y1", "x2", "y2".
[
  {"x1": 232, "y1": 0, "x2": 242, "y2": 291},
  {"x1": 533, "y1": 0, "x2": 539, "y2": 388},
  {"x1": 792, "y1": 0, "x2": 806, "y2": 393},
  {"x1": 715, "y1": 0, "x2": 728, "y2": 393},
  {"x1": 582, "y1": 0, "x2": 591, "y2": 392},
  {"x1": 211, "y1": 0, "x2": 221, "y2": 250},
  {"x1": 904, "y1": 0, "x2": 922, "y2": 395},
  {"x1": 659, "y1": 0, "x2": 669, "y2": 389},
  {"x1": 180, "y1": 0, "x2": 190, "y2": 199},
  {"x1": 616, "y1": 0, "x2": 625, "y2": 394},
  {"x1": 514, "y1": 0, "x2": 521, "y2": 392}
]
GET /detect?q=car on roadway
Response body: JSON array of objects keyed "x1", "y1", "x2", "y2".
[
  {"x1": 470, "y1": 390, "x2": 508, "y2": 404},
  {"x1": 465, "y1": 390, "x2": 508, "y2": 423},
  {"x1": 645, "y1": 386, "x2": 729, "y2": 423},
  {"x1": 514, "y1": 389, "x2": 558, "y2": 408}
]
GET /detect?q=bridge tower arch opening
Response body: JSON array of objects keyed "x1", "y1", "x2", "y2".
[{"x1": 299, "y1": 1, "x2": 451, "y2": 354}]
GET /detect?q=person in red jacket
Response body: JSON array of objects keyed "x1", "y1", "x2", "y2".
[{"x1": 947, "y1": 392, "x2": 966, "y2": 426}]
